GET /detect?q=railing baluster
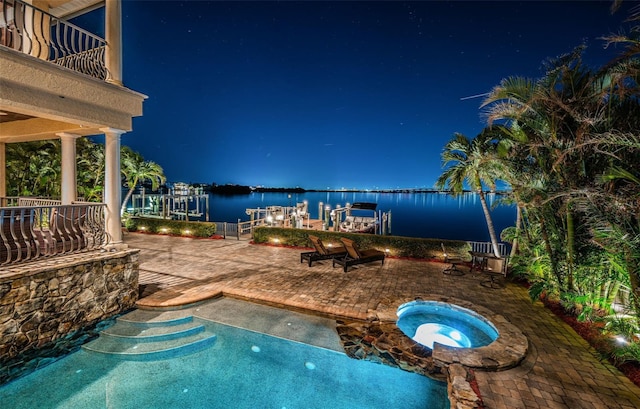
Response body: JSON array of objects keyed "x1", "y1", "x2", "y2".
[
  {"x1": 467, "y1": 241, "x2": 510, "y2": 258},
  {"x1": 1, "y1": 0, "x2": 107, "y2": 80},
  {"x1": 0, "y1": 202, "x2": 107, "y2": 265}
]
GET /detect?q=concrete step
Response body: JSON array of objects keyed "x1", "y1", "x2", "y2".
[
  {"x1": 116, "y1": 309, "x2": 194, "y2": 327},
  {"x1": 100, "y1": 320, "x2": 206, "y2": 343},
  {"x1": 82, "y1": 314, "x2": 217, "y2": 360}
]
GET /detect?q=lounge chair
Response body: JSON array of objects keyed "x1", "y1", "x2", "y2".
[
  {"x1": 300, "y1": 235, "x2": 347, "y2": 267},
  {"x1": 441, "y1": 243, "x2": 465, "y2": 276},
  {"x1": 332, "y1": 237, "x2": 385, "y2": 272}
]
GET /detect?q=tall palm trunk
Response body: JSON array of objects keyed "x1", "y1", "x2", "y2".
[
  {"x1": 478, "y1": 189, "x2": 501, "y2": 258},
  {"x1": 565, "y1": 201, "x2": 575, "y2": 291},
  {"x1": 538, "y1": 214, "x2": 563, "y2": 289},
  {"x1": 510, "y1": 205, "x2": 522, "y2": 259},
  {"x1": 120, "y1": 177, "x2": 139, "y2": 217}
]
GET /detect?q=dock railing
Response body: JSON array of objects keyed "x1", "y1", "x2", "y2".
[
  {"x1": 467, "y1": 241, "x2": 509, "y2": 258},
  {"x1": 0, "y1": 202, "x2": 107, "y2": 265}
]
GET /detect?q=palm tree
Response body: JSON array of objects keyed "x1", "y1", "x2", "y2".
[
  {"x1": 481, "y1": 26, "x2": 640, "y2": 307},
  {"x1": 7, "y1": 140, "x2": 60, "y2": 197},
  {"x1": 120, "y1": 146, "x2": 166, "y2": 217},
  {"x1": 77, "y1": 138, "x2": 105, "y2": 202},
  {"x1": 435, "y1": 132, "x2": 503, "y2": 257}
]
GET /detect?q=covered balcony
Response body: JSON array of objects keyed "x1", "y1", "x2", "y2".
[{"x1": 0, "y1": 0, "x2": 147, "y2": 265}]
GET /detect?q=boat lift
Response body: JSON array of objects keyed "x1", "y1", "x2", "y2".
[
  {"x1": 129, "y1": 184, "x2": 210, "y2": 221},
  {"x1": 328, "y1": 202, "x2": 392, "y2": 235},
  {"x1": 244, "y1": 201, "x2": 391, "y2": 235},
  {"x1": 245, "y1": 201, "x2": 311, "y2": 229}
]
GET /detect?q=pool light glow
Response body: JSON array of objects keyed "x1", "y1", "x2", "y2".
[
  {"x1": 412, "y1": 323, "x2": 471, "y2": 349},
  {"x1": 397, "y1": 300, "x2": 499, "y2": 350}
]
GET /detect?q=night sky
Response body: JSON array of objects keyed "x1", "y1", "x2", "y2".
[{"x1": 77, "y1": 1, "x2": 630, "y2": 189}]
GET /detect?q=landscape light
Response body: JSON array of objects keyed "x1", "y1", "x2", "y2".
[
  {"x1": 615, "y1": 336, "x2": 627, "y2": 345},
  {"x1": 139, "y1": 226, "x2": 146, "y2": 231},
  {"x1": 160, "y1": 228, "x2": 168, "y2": 233},
  {"x1": 385, "y1": 248, "x2": 390, "y2": 253},
  {"x1": 183, "y1": 230, "x2": 191, "y2": 235},
  {"x1": 272, "y1": 238, "x2": 280, "y2": 244}
]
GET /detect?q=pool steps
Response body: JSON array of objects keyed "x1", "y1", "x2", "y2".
[{"x1": 82, "y1": 310, "x2": 217, "y2": 360}]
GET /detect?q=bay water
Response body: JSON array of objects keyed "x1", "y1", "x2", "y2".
[{"x1": 208, "y1": 191, "x2": 515, "y2": 242}]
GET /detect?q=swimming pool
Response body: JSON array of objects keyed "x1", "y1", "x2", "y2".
[
  {"x1": 396, "y1": 300, "x2": 498, "y2": 349},
  {"x1": 0, "y1": 300, "x2": 449, "y2": 409}
]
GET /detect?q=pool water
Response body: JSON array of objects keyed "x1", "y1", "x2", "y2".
[
  {"x1": 397, "y1": 301, "x2": 498, "y2": 349},
  {"x1": 0, "y1": 320, "x2": 448, "y2": 409}
]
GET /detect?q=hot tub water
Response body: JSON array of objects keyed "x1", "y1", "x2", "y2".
[{"x1": 397, "y1": 301, "x2": 498, "y2": 349}]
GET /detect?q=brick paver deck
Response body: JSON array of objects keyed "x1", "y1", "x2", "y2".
[{"x1": 125, "y1": 233, "x2": 640, "y2": 409}]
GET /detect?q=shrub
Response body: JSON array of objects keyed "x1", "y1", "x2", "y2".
[
  {"x1": 251, "y1": 227, "x2": 470, "y2": 260},
  {"x1": 127, "y1": 217, "x2": 216, "y2": 238},
  {"x1": 612, "y1": 342, "x2": 640, "y2": 365}
]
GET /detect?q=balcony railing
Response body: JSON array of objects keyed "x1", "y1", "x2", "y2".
[
  {"x1": 1, "y1": 0, "x2": 107, "y2": 80},
  {"x1": 0, "y1": 202, "x2": 108, "y2": 265}
]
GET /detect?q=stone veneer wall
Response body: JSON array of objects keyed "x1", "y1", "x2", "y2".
[{"x1": 0, "y1": 250, "x2": 139, "y2": 384}]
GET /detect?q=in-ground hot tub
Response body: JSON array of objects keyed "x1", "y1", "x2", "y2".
[{"x1": 396, "y1": 300, "x2": 498, "y2": 349}]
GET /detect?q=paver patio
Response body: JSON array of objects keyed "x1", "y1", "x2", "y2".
[{"x1": 125, "y1": 233, "x2": 640, "y2": 409}]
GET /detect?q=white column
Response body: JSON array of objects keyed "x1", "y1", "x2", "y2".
[
  {"x1": 101, "y1": 127, "x2": 126, "y2": 248},
  {"x1": 105, "y1": 0, "x2": 123, "y2": 86},
  {"x1": 57, "y1": 133, "x2": 79, "y2": 204},
  {"x1": 0, "y1": 142, "x2": 5, "y2": 200}
]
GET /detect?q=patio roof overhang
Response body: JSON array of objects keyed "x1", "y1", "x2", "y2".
[{"x1": 0, "y1": 45, "x2": 147, "y2": 143}]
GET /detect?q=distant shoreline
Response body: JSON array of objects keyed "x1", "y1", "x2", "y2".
[{"x1": 180, "y1": 184, "x2": 512, "y2": 195}]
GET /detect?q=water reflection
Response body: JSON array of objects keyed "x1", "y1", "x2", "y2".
[{"x1": 209, "y1": 192, "x2": 516, "y2": 242}]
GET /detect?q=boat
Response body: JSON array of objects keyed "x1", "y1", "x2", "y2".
[{"x1": 339, "y1": 202, "x2": 378, "y2": 234}]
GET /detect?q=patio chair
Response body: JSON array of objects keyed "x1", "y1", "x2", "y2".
[
  {"x1": 332, "y1": 237, "x2": 385, "y2": 272},
  {"x1": 300, "y1": 235, "x2": 347, "y2": 266},
  {"x1": 441, "y1": 243, "x2": 465, "y2": 276},
  {"x1": 480, "y1": 256, "x2": 507, "y2": 289}
]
